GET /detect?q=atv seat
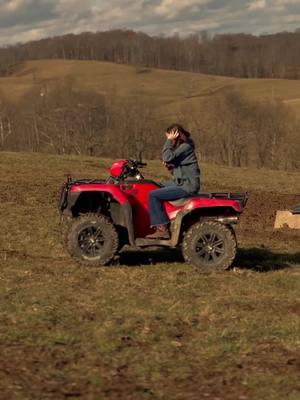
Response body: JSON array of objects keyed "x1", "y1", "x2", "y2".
[{"x1": 168, "y1": 193, "x2": 212, "y2": 207}]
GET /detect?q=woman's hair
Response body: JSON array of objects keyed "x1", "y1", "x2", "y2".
[{"x1": 166, "y1": 123, "x2": 191, "y2": 146}]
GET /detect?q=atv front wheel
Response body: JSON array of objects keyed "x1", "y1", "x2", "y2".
[
  {"x1": 182, "y1": 220, "x2": 237, "y2": 272},
  {"x1": 66, "y1": 214, "x2": 119, "y2": 266}
]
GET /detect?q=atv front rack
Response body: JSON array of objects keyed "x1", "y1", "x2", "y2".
[
  {"x1": 71, "y1": 179, "x2": 106, "y2": 185},
  {"x1": 58, "y1": 178, "x2": 107, "y2": 212}
]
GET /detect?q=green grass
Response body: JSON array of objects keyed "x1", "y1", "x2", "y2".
[{"x1": 0, "y1": 151, "x2": 300, "y2": 399}]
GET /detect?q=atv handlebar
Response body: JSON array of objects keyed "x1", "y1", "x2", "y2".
[
  {"x1": 135, "y1": 161, "x2": 147, "y2": 168},
  {"x1": 128, "y1": 160, "x2": 147, "y2": 169}
]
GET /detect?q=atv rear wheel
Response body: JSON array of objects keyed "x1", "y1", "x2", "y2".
[
  {"x1": 182, "y1": 220, "x2": 237, "y2": 272},
  {"x1": 66, "y1": 214, "x2": 118, "y2": 266}
]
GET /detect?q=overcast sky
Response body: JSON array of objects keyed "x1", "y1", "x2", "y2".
[{"x1": 0, "y1": 0, "x2": 300, "y2": 46}]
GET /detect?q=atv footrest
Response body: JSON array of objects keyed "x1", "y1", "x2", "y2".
[{"x1": 135, "y1": 238, "x2": 174, "y2": 247}]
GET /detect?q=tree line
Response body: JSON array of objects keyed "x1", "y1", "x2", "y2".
[
  {"x1": 1, "y1": 29, "x2": 300, "y2": 79},
  {"x1": 0, "y1": 81, "x2": 299, "y2": 171}
]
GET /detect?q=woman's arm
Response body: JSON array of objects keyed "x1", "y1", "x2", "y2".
[{"x1": 162, "y1": 140, "x2": 191, "y2": 163}]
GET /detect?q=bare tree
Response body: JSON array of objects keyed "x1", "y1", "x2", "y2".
[
  {"x1": 1, "y1": 29, "x2": 300, "y2": 79},
  {"x1": 0, "y1": 99, "x2": 13, "y2": 149}
]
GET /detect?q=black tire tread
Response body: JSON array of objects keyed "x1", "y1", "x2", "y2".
[
  {"x1": 182, "y1": 220, "x2": 237, "y2": 272},
  {"x1": 66, "y1": 213, "x2": 118, "y2": 266}
]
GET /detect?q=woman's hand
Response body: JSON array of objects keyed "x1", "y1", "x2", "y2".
[
  {"x1": 165, "y1": 129, "x2": 179, "y2": 141},
  {"x1": 163, "y1": 161, "x2": 174, "y2": 170}
]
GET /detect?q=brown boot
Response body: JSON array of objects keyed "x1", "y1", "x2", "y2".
[{"x1": 146, "y1": 225, "x2": 170, "y2": 240}]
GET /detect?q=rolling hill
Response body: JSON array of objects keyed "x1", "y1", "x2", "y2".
[{"x1": 0, "y1": 60, "x2": 300, "y2": 120}]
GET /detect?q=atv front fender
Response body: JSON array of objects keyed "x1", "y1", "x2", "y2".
[
  {"x1": 70, "y1": 184, "x2": 129, "y2": 204},
  {"x1": 62, "y1": 184, "x2": 135, "y2": 246}
]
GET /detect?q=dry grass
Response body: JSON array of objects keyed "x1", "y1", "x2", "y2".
[
  {"x1": 1, "y1": 60, "x2": 300, "y2": 120},
  {"x1": 0, "y1": 151, "x2": 300, "y2": 400}
]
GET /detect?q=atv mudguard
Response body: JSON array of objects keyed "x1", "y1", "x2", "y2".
[{"x1": 61, "y1": 183, "x2": 135, "y2": 245}]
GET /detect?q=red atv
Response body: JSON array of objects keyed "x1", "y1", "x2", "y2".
[{"x1": 59, "y1": 160, "x2": 247, "y2": 271}]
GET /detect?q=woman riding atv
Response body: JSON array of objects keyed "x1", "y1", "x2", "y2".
[{"x1": 147, "y1": 124, "x2": 200, "y2": 239}]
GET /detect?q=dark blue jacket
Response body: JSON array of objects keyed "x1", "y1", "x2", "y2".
[{"x1": 162, "y1": 139, "x2": 200, "y2": 194}]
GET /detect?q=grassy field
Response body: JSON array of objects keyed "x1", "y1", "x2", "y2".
[
  {"x1": 1, "y1": 60, "x2": 300, "y2": 119},
  {"x1": 0, "y1": 151, "x2": 300, "y2": 399}
]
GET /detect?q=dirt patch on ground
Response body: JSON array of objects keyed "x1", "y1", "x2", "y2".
[
  {"x1": 239, "y1": 190, "x2": 300, "y2": 231},
  {"x1": 1, "y1": 342, "x2": 299, "y2": 400},
  {"x1": 236, "y1": 191, "x2": 300, "y2": 249}
]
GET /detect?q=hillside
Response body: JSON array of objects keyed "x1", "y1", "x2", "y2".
[
  {"x1": 1, "y1": 151, "x2": 300, "y2": 399},
  {"x1": 1, "y1": 30, "x2": 300, "y2": 80},
  {"x1": 1, "y1": 60, "x2": 300, "y2": 119}
]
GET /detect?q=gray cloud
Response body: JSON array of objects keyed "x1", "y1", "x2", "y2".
[
  {"x1": 0, "y1": 0, "x2": 56, "y2": 29},
  {"x1": 0, "y1": 0, "x2": 300, "y2": 46}
]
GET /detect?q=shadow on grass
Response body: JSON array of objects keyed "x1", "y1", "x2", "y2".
[
  {"x1": 2, "y1": 247, "x2": 299, "y2": 273},
  {"x1": 119, "y1": 246, "x2": 300, "y2": 272},
  {"x1": 119, "y1": 247, "x2": 184, "y2": 267},
  {"x1": 235, "y1": 248, "x2": 300, "y2": 272}
]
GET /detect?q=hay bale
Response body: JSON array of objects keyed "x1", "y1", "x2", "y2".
[{"x1": 274, "y1": 211, "x2": 300, "y2": 229}]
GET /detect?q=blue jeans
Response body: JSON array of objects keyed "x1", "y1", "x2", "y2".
[{"x1": 148, "y1": 185, "x2": 190, "y2": 226}]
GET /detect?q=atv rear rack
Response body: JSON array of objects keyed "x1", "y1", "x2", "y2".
[{"x1": 198, "y1": 192, "x2": 248, "y2": 207}]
